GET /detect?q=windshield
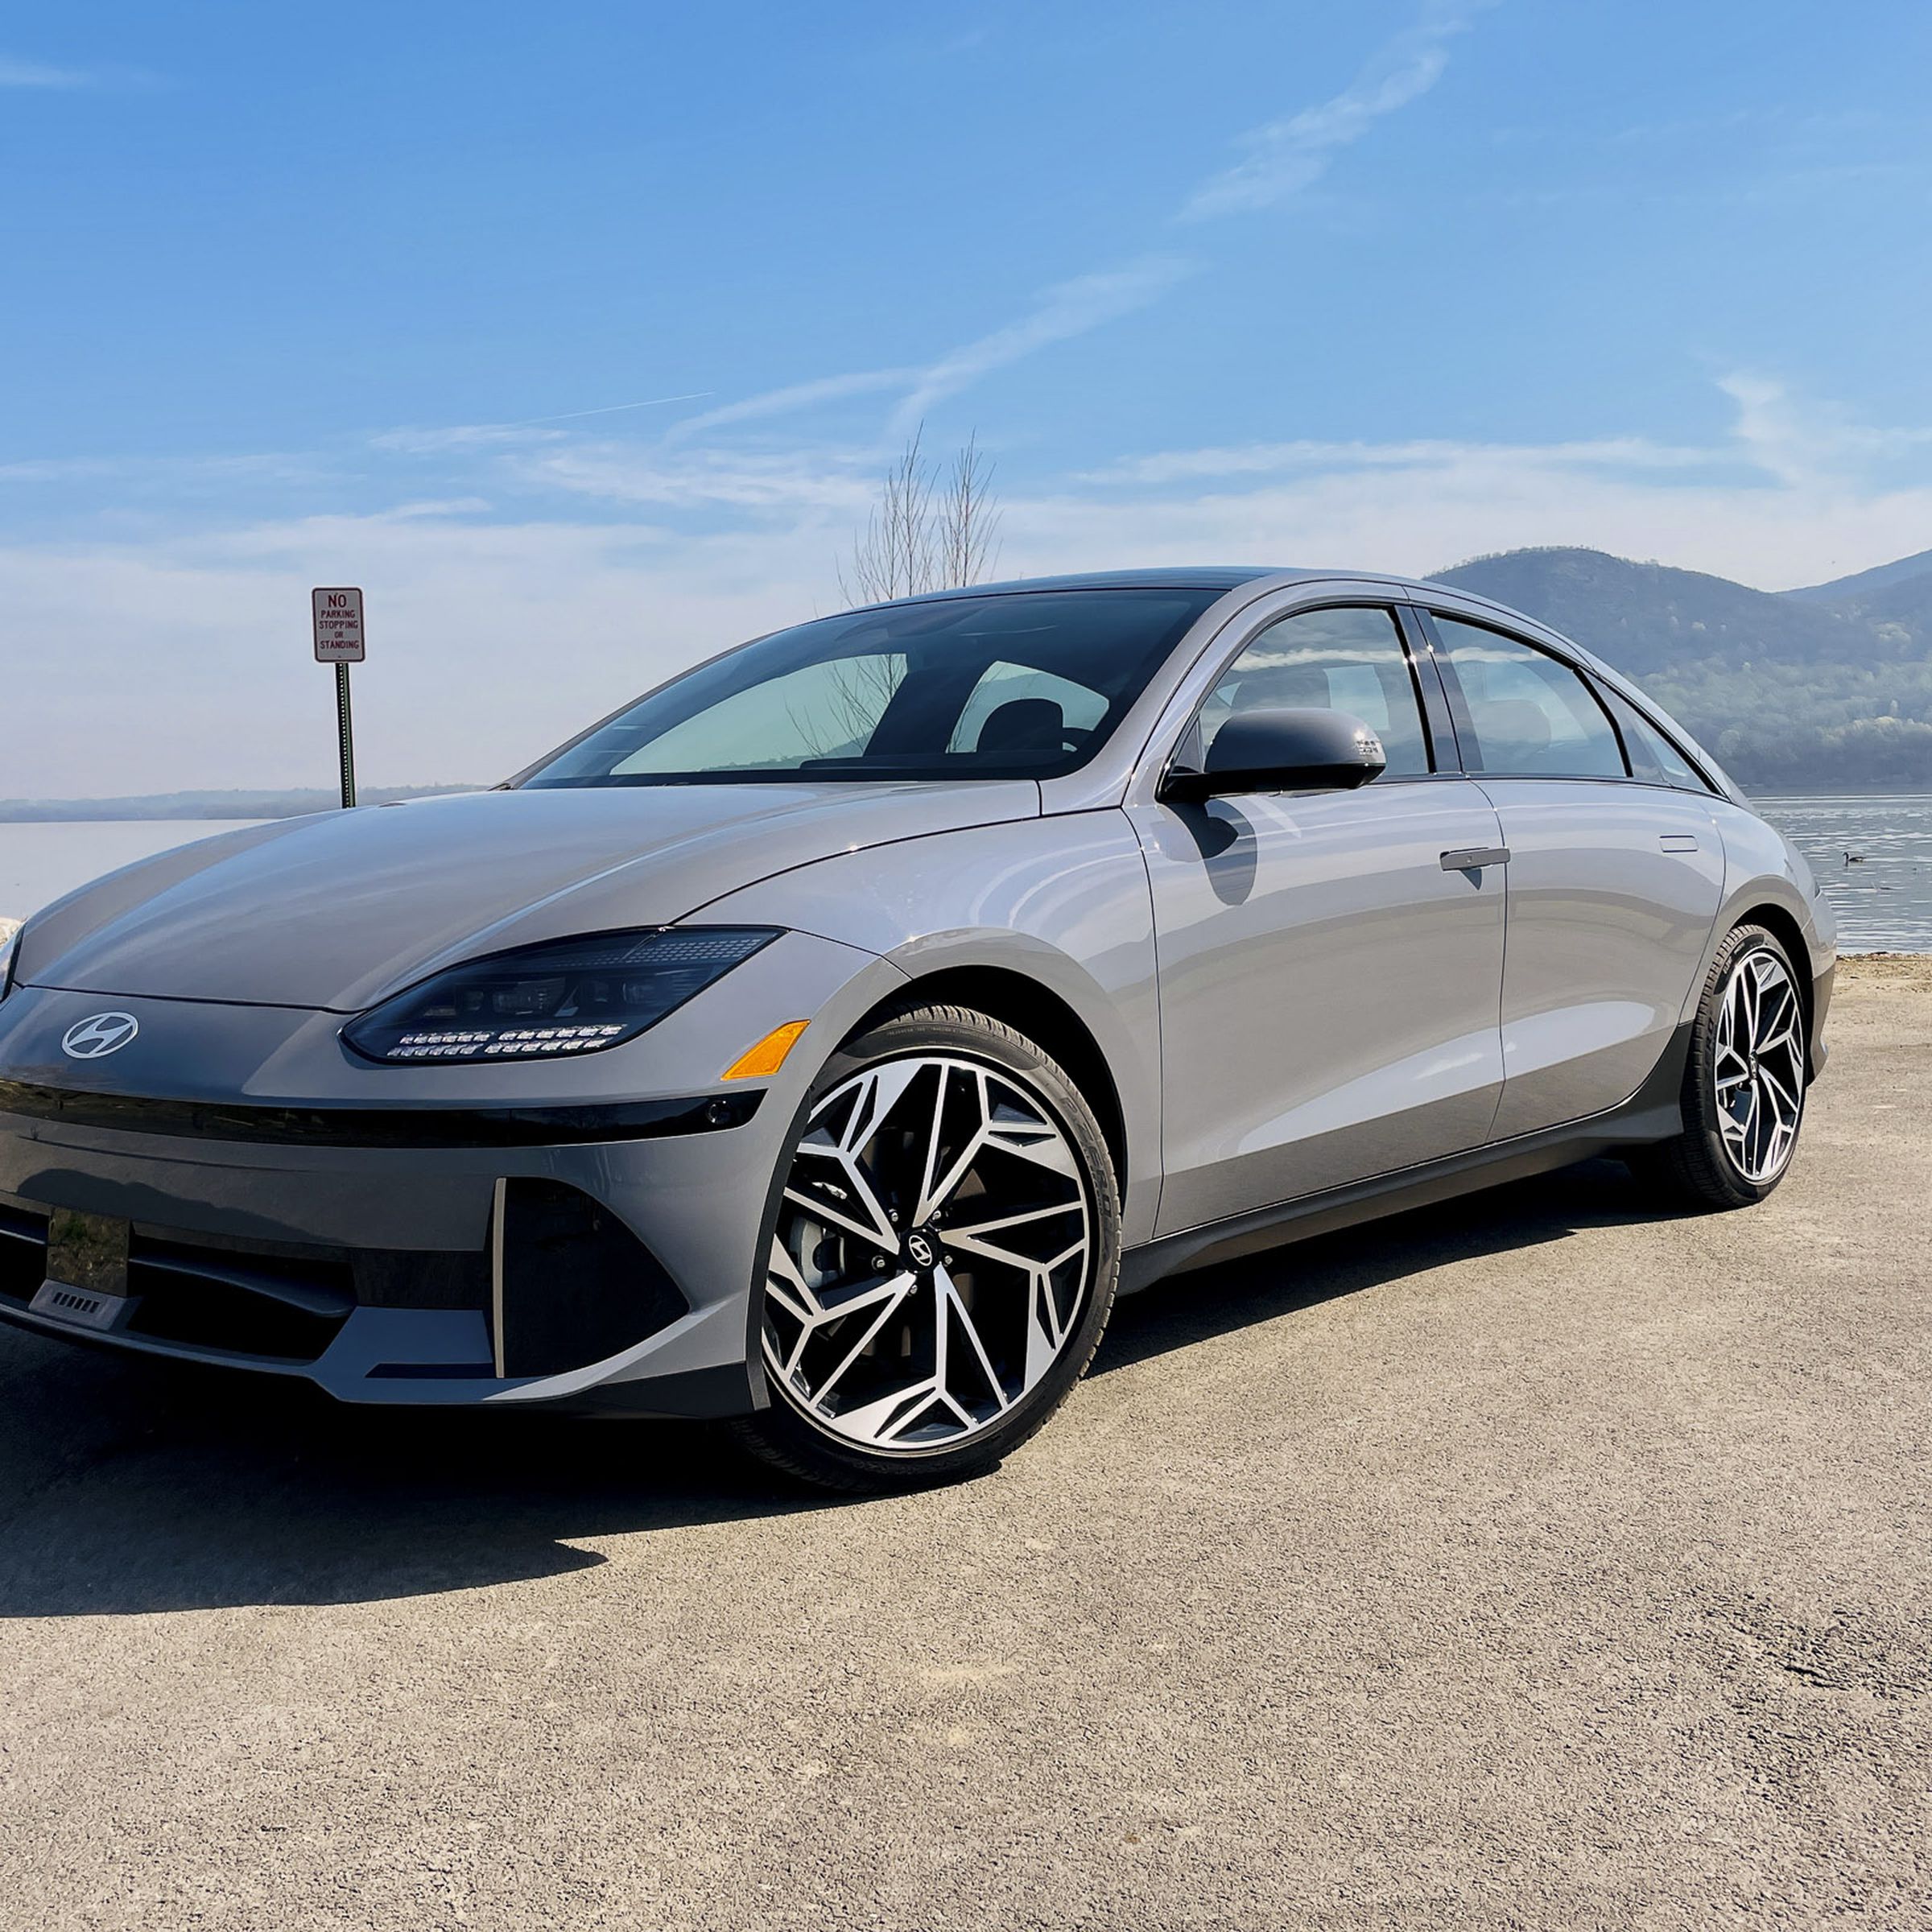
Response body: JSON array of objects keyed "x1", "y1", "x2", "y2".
[{"x1": 521, "y1": 588, "x2": 1221, "y2": 786}]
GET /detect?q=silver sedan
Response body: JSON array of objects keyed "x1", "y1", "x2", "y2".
[{"x1": 0, "y1": 569, "x2": 1835, "y2": 1489}]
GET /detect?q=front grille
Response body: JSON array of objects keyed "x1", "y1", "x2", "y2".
[
  {"x1": 0, "y1": 1193, "x2": 490, "y2": 1366},
  {"x1": 2, "y1": 1183, "x2": 696, "y2": 1382},
  {"x1": 0, "y1": 1203, "x2": 50, "y2": 1306},
  {"x1": 125, "y1": 1246, "x2": 353, "y2": 1361}
]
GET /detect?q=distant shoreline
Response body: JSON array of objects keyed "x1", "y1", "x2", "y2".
[{"x1": 0, "y1": 785, "x2": 482, "y2": 823}]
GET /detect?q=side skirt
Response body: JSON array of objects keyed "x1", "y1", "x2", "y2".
[{"x1": 1120, "y1": 1022, "x2": 1691, "y2": 1295}]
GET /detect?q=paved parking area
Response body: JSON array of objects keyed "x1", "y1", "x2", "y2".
[{"x1": 1, "y1": 961, "x2": 1927, "y2": 1930}]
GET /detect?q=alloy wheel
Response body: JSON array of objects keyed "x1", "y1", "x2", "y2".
[
  {"x1": 1712, "y1": 947, "x2": 1806, "y2": 1183},
  {"x1": 763, "y1": 1054, "x2": 1095, "y2": 1453}
]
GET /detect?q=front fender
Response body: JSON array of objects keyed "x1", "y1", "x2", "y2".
[{"x1": 691, "y1": 813, "x2": 1165, "y2": 1245}]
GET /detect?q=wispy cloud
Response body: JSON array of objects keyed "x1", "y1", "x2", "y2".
[
  {"x1": 888, "y1": 255, "x2": 1194, "y2": 435},
  {"x1": 1083, "y1": 435, "x2": 1715, "y2": 487},
  {"x1": 1719, "y1": 372, "x2": 1932, "y2": 488},
  {"x1": 0, "y1": 55, "x2": 95, "y2": 88},
  {"x1": 664, "y1": 370, "x2": 917, "y2": 445},
  {"x1": 368, "y1": 424, "x2": 564, "y2": 456},
  {"x1": 0, "y1": 449, "x2": 332, "y2": 489},
  {"x1": 0, "y1": 52, "x2": 159, "y2": 90},
  {"x1": 504, "y1": 392, "x2": 712, "y2": 428},
  {"x1": 372, "y1": 392, "x2": 713, "y2": 456},
  {"x1": 658, "y1": 2, "x2": 1496, "y2": 454},
  {"x1": 650, "y1": 256, "x2": 1195, "y2": 464},
  {"x1": 1182, "y1": 0, "x2": 1495, "y2": 220},
  {"x1": 518, "y1": 444, "x2": 873, "y2": 514},
  {"x1": 1077, "y1": 377, "x2": 1932, "y2": 502}
]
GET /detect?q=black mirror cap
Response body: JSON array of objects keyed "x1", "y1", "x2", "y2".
[{"x1": 1161, "y1": 708, "x2": 1388, "y2": 802}]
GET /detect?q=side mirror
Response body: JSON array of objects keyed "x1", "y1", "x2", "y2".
[{"x1": 1160, "y1": 708, "x2": 1388, "y2": 803}]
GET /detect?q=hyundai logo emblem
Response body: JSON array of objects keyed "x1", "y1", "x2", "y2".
[
  {"x1": 905, "y1": 1230, "x2": 937, "y2": 1270},
  {"x1": 60, "y1": 1012, "x2": 140, "y2": 1060}
]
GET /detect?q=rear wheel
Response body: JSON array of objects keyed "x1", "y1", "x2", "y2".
[
  {"x1": 1632, "y1": 923, "x2": 1810, "y2": 1209},
  {"x1": 733, "y1": 1003, "x2": 1120, "y2": 1492}
]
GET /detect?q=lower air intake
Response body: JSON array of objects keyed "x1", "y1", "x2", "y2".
[{"x1": 492, "y1": 1179, "x2": 688, "y2": 1379}]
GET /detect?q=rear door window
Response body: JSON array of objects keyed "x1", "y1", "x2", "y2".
[{"x1": 1431, "y1": 617, "x2": 1626, "y2": 779}]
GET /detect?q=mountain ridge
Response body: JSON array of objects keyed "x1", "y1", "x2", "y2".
[
  {"x1": 1786, "y1": 546, "x2": 1932, "y2": 605},
  {"x1": 1429, "y1": 546, "x2": 1932, "y2": 789}
]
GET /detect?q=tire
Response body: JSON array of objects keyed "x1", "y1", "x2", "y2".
[
  {"x1": 732, "y1": 1002, "x2": 1121, "y2": 1492},
  {"x1": 1630, "y1": 923, "x2": 1810, "y2": 1210}
]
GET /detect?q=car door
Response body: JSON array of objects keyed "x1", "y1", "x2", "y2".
[
  {"x1": 1126, "y1": 600, "x2": 1509, "y2": 1236},
  {"x1": 1420, "y1": 609, "x2": 1725, "y2": 1140}
]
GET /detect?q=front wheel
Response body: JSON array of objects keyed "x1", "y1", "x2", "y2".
[
  {"x1": 733, "y1": 1003, "x2": 1120, "y2": 1492},
  {"x1": 1631, "y1": 923, "x2": 1810, "y2": 1209}
]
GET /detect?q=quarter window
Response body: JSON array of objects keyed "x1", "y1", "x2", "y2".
[
  {"x1": 1432, "y1": 617, "x2": 1625, "y2": 779},
  {"x1": 1199, "y1": 606, "x2": 1432, "y2": 778},
  {"x1": 1599, "y1": 687, "x2": 1711, "y2": 791}
]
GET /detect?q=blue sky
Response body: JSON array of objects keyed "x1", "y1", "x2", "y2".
[{"x1": 6, "y1": 0, "x2": 1932, "y2": 795}]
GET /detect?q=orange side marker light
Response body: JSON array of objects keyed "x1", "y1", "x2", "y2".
[{"x1": 721, "y1": 1019, "x2": 810, "y2": 1082}]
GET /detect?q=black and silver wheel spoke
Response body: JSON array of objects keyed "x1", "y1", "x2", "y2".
[
  {"x1": 1712, "y1": 948, "x2": 1805, "y2": 1184},
  {"x1": 764, "y1": 1055, "x2": 1092, "y2": 1451}
]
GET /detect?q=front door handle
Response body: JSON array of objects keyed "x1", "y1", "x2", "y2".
[
  {"x1": 1440, "y1": 846, "x2": 1510, "y2": 871},
  {"x1": 1659, "y1": 833, "x2": 1700, "y2": 852}
]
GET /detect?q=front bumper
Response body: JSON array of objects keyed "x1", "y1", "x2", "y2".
[
  {"x1": 0, "y1": 1104, "x2": 774, "y2": 1414},
  {"x1": 0, "y1": 932, "x2": 905, "y2": 1411}
]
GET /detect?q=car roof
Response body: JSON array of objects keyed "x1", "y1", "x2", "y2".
[{"x1": 880, "y1": 565, "x2": 1434, "y2": 604}]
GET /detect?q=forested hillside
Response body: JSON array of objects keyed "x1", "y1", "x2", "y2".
[{"x1": 1430, "y1": 547, "x2": 1932, "y2": 790}]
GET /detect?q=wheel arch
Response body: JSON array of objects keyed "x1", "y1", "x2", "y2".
[
  {"x1": 843, "y1": 964, "x2": 1132, "y2": 1203},
  {"x1": 1729, "y1": 898, "x2": 1820, "y2": 1076}
]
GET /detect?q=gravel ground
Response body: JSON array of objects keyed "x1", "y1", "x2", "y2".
[{"x1": 1, "y1": 959, "x2": 1927, "y2": 1930}]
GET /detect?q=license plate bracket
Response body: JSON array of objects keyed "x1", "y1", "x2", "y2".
[{"x1": 32, "y1": 1210, "x2": 138, "y2": 1332}]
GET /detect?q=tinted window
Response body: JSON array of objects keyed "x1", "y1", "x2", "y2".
[
  {"x1": 1433, "y1": 617, "x2": 1625, "y2": 778},
  {"x1": 524, "y1": 589, "x2": 1220, "y2": 786},
  {"x1": 1600, "y1": 687, "x2": 1711, "y2": 791},
  {"x1": 1199, "y1": 606, "x2": 1431, "y2": 778}
]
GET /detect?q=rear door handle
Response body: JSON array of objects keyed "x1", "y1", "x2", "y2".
[
  {"x1": 1659, "y1": 833, "x2": 1700, "y2": 852},
  {"x1": 1440, "y1": 846, "x2": 1510, "y2": 871}
]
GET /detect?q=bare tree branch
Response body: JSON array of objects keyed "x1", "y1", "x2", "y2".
[
  {"x1": 938, "y1": 431, "x2": 1002, "y2": 589},
  {"x1": 839, "y1": 427, "x2": 938, "y2": 606},
  {"x1": 840, "y1": 427, "x2": 1002, "y2": 608}
]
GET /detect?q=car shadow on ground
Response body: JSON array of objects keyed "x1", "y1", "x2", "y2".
[
  {"x1": 0, "y1": 1159, "x2": 1672, "y2": 1619},
  {"x1": 1097, "y1": 1155, "x2": 1672, "y2": 1377}
]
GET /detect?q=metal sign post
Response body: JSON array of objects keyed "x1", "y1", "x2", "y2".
[
  {"x1": 312, "y1": 588, "x2": 365, "y2": 809},
  {"x1": 333, "y1": 663, "x2": 357, "y2": 809}
]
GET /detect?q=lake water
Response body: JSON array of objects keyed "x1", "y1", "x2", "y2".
[
  {"x1": 2, "y1": 795, "x2": 1930, "y2": 950},
  {"x1": 1755, "y1": 794, "x2": 1932, "y2": 953},
  {"x1": 0, "y1": 820, "x2": 269, "y2": 926}
]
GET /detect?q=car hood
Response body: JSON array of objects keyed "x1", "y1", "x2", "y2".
[{"x1": 16, "y1": 782, "x2": 1041, "y2": 1012}]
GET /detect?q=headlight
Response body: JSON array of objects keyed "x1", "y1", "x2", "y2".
[{"x1": 342, "y1": 927, "x2": 779, "y2": 1066}]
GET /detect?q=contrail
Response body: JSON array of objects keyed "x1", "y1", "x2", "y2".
[{"x1": 506, "y1": 392, "x2": 713, "y2": 427}]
